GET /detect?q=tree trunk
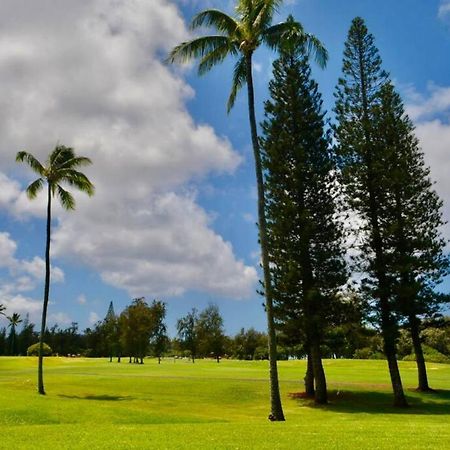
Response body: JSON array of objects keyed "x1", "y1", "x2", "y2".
[
  {"x1": 310, "y1": 338, "x2": 327, "y2": 404},
  {"x1": 38, "y1": 185, "x2": 52, "y2": 395},
  {"x1": 409, "y1": 315, "x2": 431, "y2": 391},
  {"x1": 245, "y1": 53, "x2": 284, "y2": 421},
  {"x1": 304, "y1": 351, "x2": 315, "y2": 397}
]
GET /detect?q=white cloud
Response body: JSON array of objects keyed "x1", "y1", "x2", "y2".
[
  {"x1": 49, "y1": 312, "x2": 72, "y2": 326},
  {"x1": 89, "y1": 311, "x2": 100, "y2": 325},
  {"x1": 0, "y1": 0, "x2": 257, "y2": 300},
  {"x1": 405, "y1": 84, "x2": 450, "y2": 241},
  {"x1": 438, "y1": 1, "x2": 450, "y2": 19},
  {"x1": 406, "y1": 83, "x2": 450, "y2": 121},
  {"x1": 77, "y1": 294, "x2": 87, "y2": 305}
]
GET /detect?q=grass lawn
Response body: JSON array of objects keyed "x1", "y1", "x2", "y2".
[{"x1": 0, "y1": 357, "x2": 449, "y2": 449}]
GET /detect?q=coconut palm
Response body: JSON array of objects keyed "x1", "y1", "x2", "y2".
[
  {"x1": 168, "y1": 1, "x2": 327, "y2": 421},
  {"x1": 16, "y1": 145, "x2": 94, "y2": 395},
  {"x1": 7, "y1": 312, "x2": 22, "y2": 355},
  {"x1": 0, "y1": 304, "x2": 5, "y2": 316}
]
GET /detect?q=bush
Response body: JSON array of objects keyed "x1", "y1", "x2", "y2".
[
  {"x1": 27, "y1": 342, "x2": 53, "y2": 356},
  {"x1": 353, "y1": 347, "x2": 385, "y2": 360},
  {"x1": 402, "y1": 345, "x2": 450, "y2": 364}
]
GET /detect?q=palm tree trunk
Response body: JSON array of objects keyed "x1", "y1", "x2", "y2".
[
  {"x1": 38, "y1": 185, "x2": 52, "y2": 395},
  {"x1": 409, "y1": 314, "x2": 431, "y2": 391},
  {"x1": 245, "y1": 53, "x2": 284, "y2": 421}
]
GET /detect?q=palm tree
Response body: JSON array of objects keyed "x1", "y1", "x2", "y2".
[
  {"x1": 0, "y1": 304, "x2": 6, "y2": 317},
  {"x1": 16, "y1": 145, "x2": 94, "y2": 395},
  {"x1": 7, "y1": 312, "x2": 22, "y2": 355},
  {"x1": 168, "y1": 1, "x2": 327, "y2": 421}
]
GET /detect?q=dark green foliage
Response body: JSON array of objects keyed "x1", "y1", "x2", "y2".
[
  {"x1": 197, "y1": 304, "x2": 226, "y2": 363},
  {"x1": 261, "y1": 43, "x2": 346, "y2": 403},
  {"x1": 27, "y1": 342, "x2": 52, "y2": 356},
  {"x1": 334, "y1": 17, "x2": 408, "y2": 406},
  {"x1": 177, "y1": 308, "x2": 199, "y2": 363},
  {"x1": 232, "y1": 328, "x2": 268, "y2": 360},
  {"x1": 119, "y1": 297, "x2": 167, "y2": 364},
  {"x1": 148, "y1": 300, "x2": 169, "y2": 364}
]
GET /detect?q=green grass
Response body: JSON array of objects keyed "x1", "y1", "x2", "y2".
[{"x1": 0, "y1": 357, "x2": 449, "y2": 449}]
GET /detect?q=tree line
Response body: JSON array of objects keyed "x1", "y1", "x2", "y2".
[{"x1": 2, "y1": 302, "x2": 449, "y2": 367}]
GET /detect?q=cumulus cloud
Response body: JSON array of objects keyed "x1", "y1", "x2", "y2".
[
  {"x1": 0, "y1": 0, "x2": 257, "y2": 300},
  {"x1": 405, "y1": 84, "x2": 450, "y2": 240},
  {"x1": 0, "y1": 232, "x2": 65, "y2": 323},
  {"x1": 438, "y1": 1, "x2": 450, "y2": 19}
]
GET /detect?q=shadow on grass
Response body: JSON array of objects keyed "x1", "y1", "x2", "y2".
[
  {"x1": 59, "y1": 394, "x2": 134, "y2": 401},
  {"x1": 289, "y1": 389, "x2": 450, "y2": 415}
]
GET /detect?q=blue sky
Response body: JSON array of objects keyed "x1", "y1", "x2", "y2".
[{"x1": 0, "y1": 0, "x2": 449, "y2": 336}]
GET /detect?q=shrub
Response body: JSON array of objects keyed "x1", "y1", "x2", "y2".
[
  {"x1": 402, "y1": 345, "x2": 450, "y2": 364},
  {"x1": 353, "y1": 348, "x2": 385, "y2": 360},
  {"x1": 27, "y1": 342, "x2": 53, "y2": 356}
]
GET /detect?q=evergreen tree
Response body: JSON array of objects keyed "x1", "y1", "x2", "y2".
[
  {"x1": 374, "y1": 83, "x2": 449, "y2": 390},
  {"x1": 333, "y1": 17, "x2": 407, "y2": 406},
  {"x1": 177, "y1": 308, "x2": 199, "y2": 363},
  {"x1": 149, "y1": 300, "x2": 168, "y2": 364},
  {"x1": 261, "y1": 42, "x2": 347, "y2": 404}
]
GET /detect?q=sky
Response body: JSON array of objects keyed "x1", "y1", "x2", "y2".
[{"x1": 0, "y1": 0, "x2": 450, "y2": 336}]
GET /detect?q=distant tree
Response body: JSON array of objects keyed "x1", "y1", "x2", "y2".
[
  {"x1": 197, "y1": 304, "x2": 226, "y2": 363},
  {"x1": 119, "y1": 297, "x2": 155, "y2": 364},
  {"x1": 16, "y1": 145, "x2": 94, "y2": 395},
  {"x1": 27, "y1": 342, "x2": 52, "y2": 356},
  {"x1": 149, "y1": 300, "x2": 169, "y2": 364},
  {"x1": 334, "y1": 17, "x2": 408, "y2": 406},
  {"x1": 261, "y1": 40, "x2": 346, "y2": 403},
  {"x1": 18, "y1": 314, "x2": 37, "y2": 356},
  {"x1": 168, "y1": 1, "x2": 328, "y2": 422},
  {"x1": 7, "y1": 313, "x2": 22, "y2": 355},
  {"x1": 177, "y1": 308, "x2": 199, "y2": 363},
  {"x1": 0, "y1": 328, "x2": 6, "y2": 355},
  {"x1": 232, "y1": 328, "x2": 267, "y2": 360}
]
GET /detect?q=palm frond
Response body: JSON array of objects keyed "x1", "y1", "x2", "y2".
[
  {"x1": 227, "y1": 56, "x2": 247, "y2": 113},
  {"x1": 58, "y1": 156, "x2": 93, "y2": 170},
  {"x1": 252, "y1": 0, "x2": 281, "y2": 32},
  {"x1": 59, "y1": 170, "x2": 95, "y2": 197},
  {"x1": 191, "y1": 9, "x2": 239, "y2": 35},
  {"x1": 49, "y1": 145, "x2": 74, "y2": 167},
  {"x1": 304, "y1": 33, "x2": 328, "y2": 69},
  {"x1": 198, "y1": 41, "x2": 238, "y2": 75},
  {"x1": 25, "y1": 178, "x2": 45, "y2": 199},
  {"x1": 262, "y1": 20, "x2": 301, "y2": 50},
  {"x1": 167, "y1": 35, "x2": 231, "y2": 65},
  {"x1": 15, "y1": 151, "x2": 45, "y2": 176},
  {"x1": 56, "y1": 185, "x2": 76, "y2": 210}
]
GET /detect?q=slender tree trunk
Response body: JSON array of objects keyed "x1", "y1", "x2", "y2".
[
  {"x1": 409, "y1": 314, "x2": 431, "y2": 391},
  {"x1": 245, "y1": 53, "x2": 284, "y2": 421},
  {"x1": 304, "y1": 351, "x2": 315, "y2": 397},
  {"x1": 38, "y1": 185, "x2": 52, "y2": 395}
]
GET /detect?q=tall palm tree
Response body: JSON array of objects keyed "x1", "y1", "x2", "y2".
[
  {"x1": 0, "y1": 304, "x2": 6, "y2": 316},
  {"x1": 7, "y1": 312, "x2": 22, "y2": 355},
  {"x1": 16, "y1": 145, "x2": 94, "y2": 395},
  {"x1": 168, "y1": 1, "x2": 327, "y2": 421}
]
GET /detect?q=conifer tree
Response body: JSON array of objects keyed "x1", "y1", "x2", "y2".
[
  {"x1": 334, "y1": 17, "x2": 407, "y2": 406},
  {"x1": 374, "y1": 83, "x2": 449, "y2": 391},
  {"x1": 261, "y1": 41, "x2": 346, "y2": 404}
]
